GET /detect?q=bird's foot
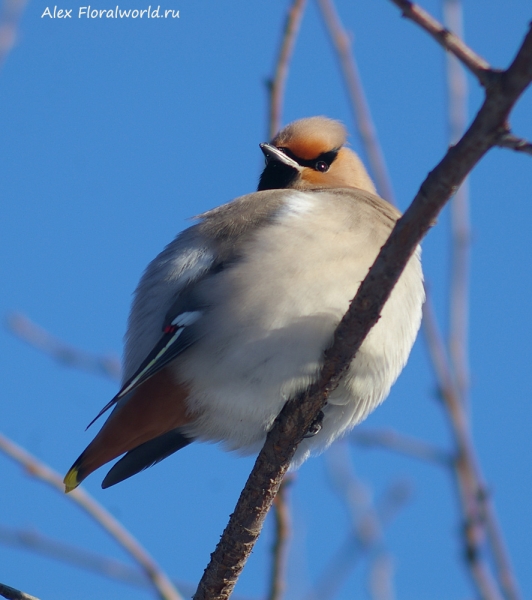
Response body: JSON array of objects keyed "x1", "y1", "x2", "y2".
[{"x1": 304, "y1": 410, "x2": 324, "y2": 438}]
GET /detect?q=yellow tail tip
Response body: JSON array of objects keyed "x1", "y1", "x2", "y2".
[{"x1": 64, "y1": 468, "x2": 80, "y2": 493}]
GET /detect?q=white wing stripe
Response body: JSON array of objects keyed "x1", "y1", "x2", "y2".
[
  {"x1": 171, "y1": 311, "x2": 202, "y2": 327},
  {"x1": 117, "y1": 327, "x2": 185, "y2": 399}
]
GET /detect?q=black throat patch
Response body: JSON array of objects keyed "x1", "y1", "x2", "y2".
[
  {"x1": 257, "y1": 148, "x2": 339, "y2": 191},
  {"x1": 257, "y1": 161, "x2": 299, "y2": 191}
]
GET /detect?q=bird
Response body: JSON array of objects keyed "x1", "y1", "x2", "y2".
[{"x1": 64, "y1": 116, "x2": 424, "y2": 492}]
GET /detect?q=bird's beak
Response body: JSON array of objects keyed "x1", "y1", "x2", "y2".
[{"x1": 259, "y1": 143, "x2": 300, "y2": 169}]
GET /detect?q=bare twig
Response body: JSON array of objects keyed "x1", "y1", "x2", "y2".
[
  {"x1": 305, "y1": 453, "x2": 369, "y2": 600},
  {"x1": 304, "y1": 532, "x2": 362, "y2": 600},
  {"x1": 267, "y1": 0, "x2": 307, "y2": 139},
  {"x1": 496, "y1": 132, "x2": 532, "y2": 155},
  {"x1": 421, "y1": 298, "x2": 455, "y2": 396},
  {"x1": 264, "y1": 5, "x2": 306, "y2": 596},
  {"x1": 0, "y1": 583, "x2": 39, "y2": 600},
  {"x1": 444, "y1": 0, "x2": 471, "y2": 405},
  {"x1": 351, "y1": 427, "x2": 452, "y2": 467},
  {"x1": 368, "y1": 554, "x2": 395, "y2": 600},
  {"x1": 305, "y1": 443, "x2": 409, "y2": 600},
  {"x1": 376, "y1": 480, "x2": 412, "y2": 524},
  {"x1": 443, "y1": 8, "x2": 520, "y2": 597},
  {"x1": 423, "y1": 305, "x2": 519, "y2": 600},
  {"x1": 316, "y1": 0, "x2": 395, "y2": 203},
  {"x1": 0, "y1": 0, "x2": 28, "y2": 69},
  {"x1": 0, "y1": 525, "x2": 257, "y2": 600},
  {"x1": 0, "y1": 525, "x2": 169, "y2": 592},
  {"x1": 388, "y1": 0, "x2": 491, "y2": 84},
  {"x1": 315, "y1": 0, "x2": 470, "y2": 425},
  {"x1": 484, "y1": 504, "x2": 522, "y2": 600},
  {"x1": 393, "y1": 0, "x2": 532, "y2": 158},
  {"x1": 400, "y1": 2, "x2": 526, "y2": 595},
  {"x1": 0, "y1": 434, "x2": 183, "y2": 600},
  {"x1": 192, "y1": 22, "x2": 532, "y2": 599},
  {"x1": 267, "y1": 475, "x2": 293, "y2": 600},
  {"x1": 448, "y1": 181, "x2": 470, "y2": 398},
  {"x1": 6, "y1": 312, "x2": 121, "y2": 381}
]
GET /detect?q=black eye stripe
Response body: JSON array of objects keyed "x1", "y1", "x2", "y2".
[{"x1": 277, "y1": 147, "x2": 339, "y2": 170}]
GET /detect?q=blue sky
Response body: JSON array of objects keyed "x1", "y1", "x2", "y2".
[{"x1": 1, "y1": 1, "x2": 531, "y2": 599}]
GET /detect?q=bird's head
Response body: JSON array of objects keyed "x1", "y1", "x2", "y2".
[{"x1": 258, "y1": 116, "x2": 376, "y2": 194}]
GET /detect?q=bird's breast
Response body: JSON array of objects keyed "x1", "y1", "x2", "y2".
[{"x1": 171, "y1": 190, "x2": 424, "y2": 456}]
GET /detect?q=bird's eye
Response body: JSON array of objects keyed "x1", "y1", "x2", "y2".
[{"x1": 315, "y1": 161, "x2": 329, "y2": 172}]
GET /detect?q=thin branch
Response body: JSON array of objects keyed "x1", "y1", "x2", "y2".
[
  {"x1": 316, "y1": 0, "x2": 395, "y2": 203},
  {"x1": 405, "y1": 3, "x2": 529, "y2": 592},
  {"x1": 264, "y1": 4, "x2": 306, "y2": 596},
  {"x1": 444, "y1": 0, "x2": 471, "y2": 405},
  {"x1": 306, "y1": 444, "x2": 409, "y2": 600},
  {"x1": 440, "y1": 2, "x2": 520, "y2": 583},
  {"x1": 0, "y1": 433, "x2": 183, "y2": 600},
  {"x1": 192, "y1": 22, "x2": 532, "y2": 599},
  {"x1": 388, "y1": 0, "x2": 492, "y2": 85},
  {"x1": 376, "y1": 480, "x2": 412, "y2": 524},
  {"x1": 351, "y1": 427, "x2": 452, "y2": 467},
  {"x1": 422, "y1": 299, "x2": 519, "y2": 600},
  {"x1": 312, "y1": 8, "x2": 487, "y2": 590},
  {"x1": 0, "y1": 525, "x2": 257, "y2": 600},
  {"x1": 448, "y1": 181, "x2": 470, "y2": 398},
  {"x1": 496, "y1": 132, "x2": 532, "y2": 155},
  {"x1": 304, "y1": 532, "x2": 362, "y2": 600},
  {"x1": 484, "y1": 505, "x2": 522, "y2": 600},
  {"x1": 0, "y1": 0, "x2": 28, "y2": 69},
  {"x1": 368, "y1": 553, "x2": 395, "y2": 600},
  {"x1": 422, "y1": 299, "x2": 505, "y2": 600},
  {"x1": 422, "y1": 297, "x2": 455, "y2": 396},
  {"x1": 315, "y1": 0, "x2": 470, "y2": 440},
  {"x1": 6, "y1": 312, "x2": 121, "y2": 381},
  {"x1": 267, "y1": 0, "x2": 307, "y2": 139},
  {"x1": 0, "y1": 525, "x2": 170, "y2": 592},
  {"x1": 0, "y1": 583, "x2": 39, "y2": 600},
  {"x1": 267, "y1": 475, "x2": 293, "y2": 600}
]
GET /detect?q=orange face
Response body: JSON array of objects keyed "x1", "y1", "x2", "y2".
[
  {"x1": 293, "y1": 148, "x2": 375, "y2": 193},
  {"x1": 260, "y1": 117, "x2": 377, "y2": 195}
]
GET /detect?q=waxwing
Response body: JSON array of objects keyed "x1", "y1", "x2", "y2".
[{"x1": 64, "y1": 116, "x2": 424, "y2": 491}]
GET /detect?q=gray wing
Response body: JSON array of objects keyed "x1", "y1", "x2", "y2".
[{"x1": 89, "y1": 190, "x2": 287, "y2": 429}]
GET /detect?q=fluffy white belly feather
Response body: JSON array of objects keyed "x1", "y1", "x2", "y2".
[{"x1": 157, "y1": 192, "x2": 425, "y2": 462}]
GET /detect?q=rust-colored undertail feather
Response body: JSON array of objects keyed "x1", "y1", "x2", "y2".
[{"x1": 64, "y1": 368, "x2": 191, "y2": 491}]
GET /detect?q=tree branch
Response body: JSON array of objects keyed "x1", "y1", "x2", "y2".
[
  {"x1": 0, "y1": 583, "x2": 39, "y2": 600},
  {"x1": 0, "y1": 434, "x2": 183, "y2": 600},
  {"x1": 422, "y1": 295, "x2": 520, "y2": 600},
  {"x1": 388, "y1": 0, "x2": 492, "y2": 85},
  {"x1": 496, "y1": 132, "x2": 532, "y2": 156},
  {"x1": 192, "y1": 19, "x2": 532, "y2": 600},
  {"x1": 263, "y1": 5, "x2": 307, "y2": 595},
  {"x1": 266, "y1": 0, "x2": 307, "y2": 139},
  {"x1": 0, "y1": 525, "x2": 158, "y2": 591},
  {"x1": 0, "y1": 525, "x2": 257, "y2": 600},
  {"x1": 316, "y1": 0, "x2": 395, "y2": 203},
  {"x1": 6, "y1": 312, "x2": 121, "y2": 381},
  {"x1": 368, "y1": 554, "x2": 395, "y2": 600},
  {"x1": 351, "y1": 428, "x2": 452, "y2": 467},
  {"x1": 305, "y1": 443, "x2": 409, "y2": 600},
  {"x1": 440, "y1": 5, "x2": 520, "y2": 598},
  {"x1": 444, "y1": 0, "x2": 471, "y2": 405},
  {"x1": 0, "y1": 0, "x2": 28, "y2": 70},
  {"x1": 266, "y1": 475, "x2": 293, "y2": 600}
]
